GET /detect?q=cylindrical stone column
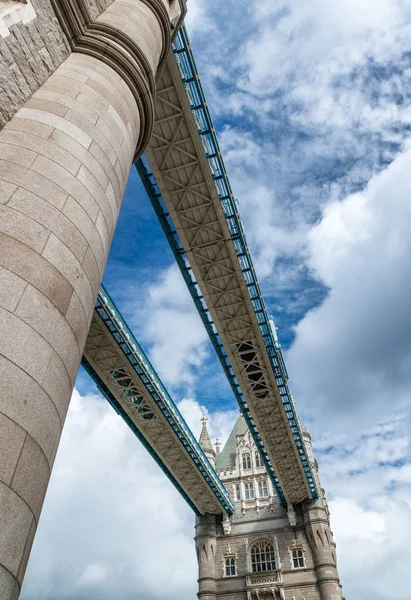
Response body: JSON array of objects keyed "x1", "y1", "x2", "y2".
[
  {"x1": 0, "y1": 1, "x2": 177, "y2": 597},
  {"x1": 195, "y1": 515, "x2": 217, "y2": 600},
  {"x1": 304, "y1": 501, "x2": 343, "y2": 600}
]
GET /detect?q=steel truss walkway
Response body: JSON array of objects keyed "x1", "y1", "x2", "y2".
[
  {"x1": 136, "y1": 25, "x2": 317, "y2": 506},
  {"x1": 82, "y1": 285, "x2": 233, "y2": 516}
]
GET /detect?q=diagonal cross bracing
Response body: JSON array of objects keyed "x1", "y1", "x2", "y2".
[
  {"x1": 83, "y1": 285, "x2": 233, "y2": 516},
  {"x1": 137, "y1": 25, "x2": 318, "y2": 505}
]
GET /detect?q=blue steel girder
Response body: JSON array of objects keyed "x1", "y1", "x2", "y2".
[
  {"x1": 139, "y1": 25, "x2": 317, "y2": 505},
  {"x1": 83, "y1": 285, "x2": 233, "y2": 516}
]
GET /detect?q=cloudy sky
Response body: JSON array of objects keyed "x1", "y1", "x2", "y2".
[{"x1": 21, "y1": 1, "x2": 411, "y2": 599}]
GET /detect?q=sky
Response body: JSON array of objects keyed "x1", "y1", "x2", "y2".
[{"x1": 21, "y1": 1, "x2": 411, "y2": 599}]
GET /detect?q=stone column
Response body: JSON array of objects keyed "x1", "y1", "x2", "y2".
[
  {"x1": 0, "y1": 1, "x2": 184, "y2": 597},
  {"x1": 303, "y1": 501, "x2": 342, "y2": 600},
  {"x1": 195, "y1": 515, "x2": 217, "y2": 600},
  {"x1": 302, "y1": 427, "x2": 343, "y2": 600}
]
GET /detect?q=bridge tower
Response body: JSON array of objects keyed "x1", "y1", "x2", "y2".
[{"x1": 197, "y1": 416, "x2": 343, "y2": 600}]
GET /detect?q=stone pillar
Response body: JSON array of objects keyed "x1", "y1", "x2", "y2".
[
  {"x1": 0, "y1": 1, "x2": 184, "y2": 597},
  {"x1": 302, "y1": 426, "x2": 343, "y2": 600},
  {"x1": 303, "y1": 501, "x2": 342, "y2": 600},
  {"x1": 195, "y1": 515, "x2": 217, "y2": 600}
]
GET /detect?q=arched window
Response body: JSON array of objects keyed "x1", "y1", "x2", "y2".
[
  {"x1": 258, "y1": 479, "x2": 268, "y2": 497},
  {"x1": 292, "y1": 547, "x2": 305, "y2": 568},
  {"x1": 244, "y1": 482, "x2": 254, "y2": 500},
  {"x1": 225, "y1": 557, "x2": 236, "y2": 576},
  {"x1": 255, "y1": 451, "x2": 262, "y2": 467},
  {"x1": 242, "y1": 453, "x2": 251, "y2": 469},
  {"x1": 250, "y1": 540, "x2": 276, "y2": 572},
  {"x1": 235, "y1": 484, "x2": 241, "y2": 501}
]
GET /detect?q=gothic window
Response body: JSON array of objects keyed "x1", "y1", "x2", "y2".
[
  {"x1": 292, "y1": 547, "x2": 305, "y2": 568},
  {"x1": 235, "y1": 484, "x2": 241, "y2": 501},
  {"x1": 258, "y1": 479, "x2": 268, "y2": 497},
  {"x1": 250, "y1": 540, "x2": 276, "y2": 572},
  {"x1": 242, "y1": 452, "x2": 251, "y2": 469},
  {"x1": 255, "y1": 451, "x2": 262, "y2": 467},
  {"x1": 225, "y1": 557, "x2": 236, "y2": 577},
  {"x1": 244, "y1": 482, "x2": 254, "y2": 500}
]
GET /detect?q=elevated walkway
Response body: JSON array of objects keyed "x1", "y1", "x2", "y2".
[
  {"x1": 136, "y1": 26, "x2": 317, "y2": 505},
  {"x1": 83, "y1": 285, "x2": 233, "y2": 516}
]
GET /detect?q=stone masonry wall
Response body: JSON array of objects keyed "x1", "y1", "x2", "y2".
[{"x1": 0, "y1": 0, "x2": 114, "y2": 129}]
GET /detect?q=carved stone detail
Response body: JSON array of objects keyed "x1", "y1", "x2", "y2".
[{"x1": 0, "y1": 0, "x2": 36, "y2": 38}]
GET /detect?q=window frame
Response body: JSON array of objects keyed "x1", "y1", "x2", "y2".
[
  {"x1": 258, "y1": 479, "x2": 268, "y2": 497},
  {"x1": 244, "y1": 482, "x2": 254, "y2": 500},
  {"x1": 224, "y1": 556, "x2": 236, "y2": 577},
  {"x1": 255, "y1": 451, "x2": 262, "y2": 467},
  {"x1": 250, "y1": 539, "x2": 276, "y2": 573},
  {"x1": 242, "y1": 452, "x2": 251, "y2": 470},
  {"x1": 235, "y1": 483, "x2": 241, "y2": 501},
  {"x1": 291, "y1": 547, "x2": 305, "y2": 569}
]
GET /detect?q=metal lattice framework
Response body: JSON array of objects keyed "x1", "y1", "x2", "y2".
[
  {"x1": 83, "y1": 286, "x2": 233, "y2": 516},
  {"x1": 139, "y1": 25, "x2": 317, "y2": 505}
]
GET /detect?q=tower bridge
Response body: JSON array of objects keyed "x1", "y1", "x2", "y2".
[{"x1": 0, "y1": 1, "x2": 343, "y2": 599}]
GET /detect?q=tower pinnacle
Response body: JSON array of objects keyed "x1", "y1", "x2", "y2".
[{"x1": 199, "y1": 413, "x2": 216, "y2": 466}]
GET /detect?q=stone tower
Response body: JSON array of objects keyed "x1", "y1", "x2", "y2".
[{"x1": 197, "y1": 415, "x2": 343, "y2": 600}]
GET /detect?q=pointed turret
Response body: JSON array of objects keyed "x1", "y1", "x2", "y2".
[{"x1": 199, "y1": 414, "x2": 216, "y2": 467}]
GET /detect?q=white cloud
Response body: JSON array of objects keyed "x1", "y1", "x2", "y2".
[
  {"x1": 21, "y1": 391, "x2": 239, "y2": 600},
  {"x1": 287, "y1": 147, "x2": 411, "y2": 433},
  {"x1": 138, "y1": 264, "x2": 210, "y2": 390},
  {"x1": 315, "y1": 419, "x2": 411, "y2": 600},
  {"x1": 21, "y1": 390, "x2": 197, "y2": 600}
]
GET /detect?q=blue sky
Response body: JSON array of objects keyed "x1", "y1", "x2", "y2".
[{"x1": 22, "y1": 1, "x2": 411, "y2": 599}]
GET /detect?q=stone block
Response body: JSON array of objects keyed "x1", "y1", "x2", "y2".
[
  {"x1": 36, "y1": 88, "x2": 100, "y2": 125},
  {"x1": 0, "y1": 481, "x2": 35, "y2": 577},
  {"x1": 0, "y1": 413, "x2": 26, "y2": 487},
  {"x1": 0, "y1": 306, "x2": 53, "y2": 385},
  {"x1": 0, "y1": 266, "x2": 26, "y2": 312},
  {"x1": 62, "y1": 195, "x2": 105, "y2": 273},
  {"x1": 0, "y1": 144, "x2": 36, "y2": 168},
  {"x1": 14, "y1": 283, "x2": 82, "y2": 385},
  {"x1": 16, "y1": 518, "x2": 36, "y2": 586},
  {"x1": 49, "y1": 128, "x2": 110, "y2": 192},
  {"x1": 76, "y1": 164, "x2": 114, "y2": 232},
  {"x1": 0, "y1": 232, "x2": 73, "y2": 315},
  {"x1": 11, "y1": 434, "x2": 50, "y2": 523},
  {"x1": 8, "y1": 187, "x2": 88, "y2": 264},
  {"x1": 65, "y1": 290, "x2": 89, "y2": 352},
  {"x1": 0, "y1": 203, "x2": 50, "y2": 254},
  {"x1": 0, "y1": 128, "x2": 81, "y2": 176},
  {"x1": 64, "y1": 105, "x2": 117, "y2": 165},
  {"x1": 5, "y1": 116, "x2": 54, "y2": 139},
  {"x1": 0, "y1": 180, "x2": 17, "y2": 204},
  {"x1": 41, "y1": 350, "x2": 73, "y2": 426},
  {"x1": 30, "y1": 153, "x2": 100, "y2": 222},
  {"x1": 0, "y1": 564, "x2": 20, "y2": 600},
  {"x1": 17, "y1": 107, "x2": 92, "y2": 149},
  {"x1": 0, "y1": 159, "x2": 68, "y2": 210},
  {"x1": 26, "y1": 96, "x2": 69, "y2": 119},
  {"x1": 0, "y1": 355, "x2": 61, "y2": 462},
  {"x1": 41, "y1": 233, "x2": 94, "y2": 318}
]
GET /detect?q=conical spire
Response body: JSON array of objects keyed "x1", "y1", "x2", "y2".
[{"x1": 199, "y1": 414, "x2": 215, "y2": 466}]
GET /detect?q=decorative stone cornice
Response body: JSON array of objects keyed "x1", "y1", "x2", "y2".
[{"x1": 50, "y1": 0, "x2": 186, "y2": 158}]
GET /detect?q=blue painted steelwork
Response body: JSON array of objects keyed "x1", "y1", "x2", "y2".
[
  {"x1": 89, "y1": 285, "x2": 234, "y2": 515},
  {"x1": 81, "y1": 356, "x2": 201, "y2": 516},
  {"x1": 136, "y1": 23, "x2": 318, "y2": 501},
  {"x1": 136, "y1": 157, "x2": 285, "y2": 506}
]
